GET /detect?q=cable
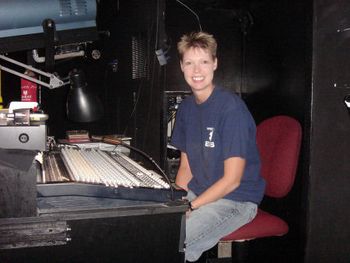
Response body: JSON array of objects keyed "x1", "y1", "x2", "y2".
[
  {"x1": 122, "y1": 79, "x2": 143, "y2": 136},
  {"x1": 176, "y1": 0, "x2": 203, "y2": 31},
  {"x1": 142, "y1": 25, "x2": 158, "y2": 150},
  {"x1": 155, "y1": 0, "x2": 160, "y2": 50}
]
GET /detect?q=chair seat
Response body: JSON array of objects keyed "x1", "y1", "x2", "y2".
[{"x1": 221, "y1": 209, "x2": 289, "y2": 241}]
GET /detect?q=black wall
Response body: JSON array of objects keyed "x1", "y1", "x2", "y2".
[{"x1": 304, "y1": 1, "x2": 350, "y2": 262}]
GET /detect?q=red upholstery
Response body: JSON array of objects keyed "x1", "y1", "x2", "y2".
[
  {"x1": 221, "y1": 115, "x2": 302, "y2": 243},
  {"x1": 257, "y1": 116, "x2": 302, "y2": 198},
  {"x1": 221, "y1": 209, "x2": 289, "y2": 241}
]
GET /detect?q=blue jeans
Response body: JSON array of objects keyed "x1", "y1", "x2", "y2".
[{"x1": 185, "y1": 190, "x2": 257, "y2": 262}]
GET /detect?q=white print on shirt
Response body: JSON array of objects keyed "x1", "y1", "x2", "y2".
[{"x1": 205, "y1": 127, "x2": 215, "y2": 148}]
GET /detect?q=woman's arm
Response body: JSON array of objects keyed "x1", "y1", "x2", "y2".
[
  {"x1": 175, "y1": 152, "x2": 193, "y2": 191},
  {"x1": 190, "y1": 156, "x2": 246, "y2": 209}
]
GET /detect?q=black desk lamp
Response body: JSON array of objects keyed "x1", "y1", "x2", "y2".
[{"x1": 66, "y1": 69, "x2": 103, "y2": 122}]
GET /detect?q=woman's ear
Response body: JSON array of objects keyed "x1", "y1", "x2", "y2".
[
  {"x1": 213, "y1": 58, "x2": 218, "y2": 71},
  {"x1": 180, "y1": 61, "x2": 184, "y2": 72}
]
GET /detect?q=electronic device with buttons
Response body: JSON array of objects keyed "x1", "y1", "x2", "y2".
[{"x1": 0, "y1": 124, "x2": 47, "y2": 151}]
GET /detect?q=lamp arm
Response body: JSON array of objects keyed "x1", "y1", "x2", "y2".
[{"x1": 0, "y1": 54, "x2": 68, "y2": 89}]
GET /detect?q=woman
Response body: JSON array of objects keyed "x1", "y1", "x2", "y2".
[{"x1": 171, "y1": 31, "x2": 265, "y2": 262}]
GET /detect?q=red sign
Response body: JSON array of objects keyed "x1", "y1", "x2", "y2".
[{"x1": 21, "y1": 74, "x2": 37, "y2": 102}]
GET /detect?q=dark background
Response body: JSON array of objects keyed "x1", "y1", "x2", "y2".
[{"x1": 1, "y1": 0, "x2": 349, "y2": 262}]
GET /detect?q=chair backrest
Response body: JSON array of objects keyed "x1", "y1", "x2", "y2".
[{"x1": 256, "y1": 115, "x2": 302, "y2": 198}]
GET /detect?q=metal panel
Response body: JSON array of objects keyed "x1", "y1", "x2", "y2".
[{"x1": 0, "y1": 221, "x2": 69, "y2": 249}]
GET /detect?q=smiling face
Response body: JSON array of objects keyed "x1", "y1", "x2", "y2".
[{"x1": 180, "y1": 47, "x2": 218, "y2": 101}]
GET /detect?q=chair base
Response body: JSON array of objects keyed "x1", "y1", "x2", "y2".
[
  {"x1": 217, "y1": 241, "x2": 250, "y2": 263},
  {"x1": 218, "y1": 241, "x2": 232, "y2": 258}
]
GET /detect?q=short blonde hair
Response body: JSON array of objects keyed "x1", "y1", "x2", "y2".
[{"x1": 177, "y1": 31, "x2": 217, "y2": 61}]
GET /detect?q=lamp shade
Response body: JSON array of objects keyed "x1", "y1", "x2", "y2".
[{"x1": 66, "y1": 69, "x2": 103, "y2": 122}]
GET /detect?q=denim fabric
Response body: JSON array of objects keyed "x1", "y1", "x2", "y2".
[{"x1": 185, "y1": 191, "x2": 257, "y2": 262}]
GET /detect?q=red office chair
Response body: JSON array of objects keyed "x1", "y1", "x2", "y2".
[{"x1": 218, "y1": 115, "x2": 302, "y2": 262}]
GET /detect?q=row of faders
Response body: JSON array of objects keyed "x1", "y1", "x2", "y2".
[{"x1": 59, "y1": 147, "x2": 170, "y2": 189}]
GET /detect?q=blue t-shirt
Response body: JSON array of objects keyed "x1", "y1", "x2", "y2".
[{"x1": 171, "y1": 87, "x2": 265, "y2": 204}]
